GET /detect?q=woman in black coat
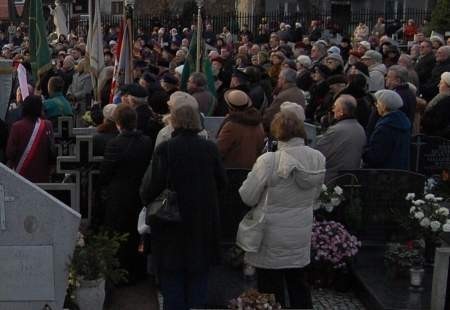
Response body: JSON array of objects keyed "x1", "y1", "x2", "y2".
[
  {"x1": 140, "y1": 102, "x2": 227, "y2": 310},
  {"x1": 99, "y1": 104, "x2": 153, "y2": 283}
]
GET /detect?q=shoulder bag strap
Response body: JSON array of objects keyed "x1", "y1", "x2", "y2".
[{"x1": 261, "y1": 151, "x2": 277, "y2": 213}]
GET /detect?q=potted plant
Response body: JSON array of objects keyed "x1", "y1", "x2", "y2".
[
  {"x1": 67, "y1": 230, "x2": 128, "y2": 310},
  {"x1": 384, "y1": 241, "x2": 425, "y2": 279},
  {"x1": 228, "y1": 289, "x2": 282, "y2": 309},
  {"x1": 310, "y1": 220, "x2": 361, "y2": 290}
]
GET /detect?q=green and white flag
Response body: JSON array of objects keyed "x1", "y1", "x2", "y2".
[{"x1": 29, "y1": 0, "x2": 52, "y2": 83}]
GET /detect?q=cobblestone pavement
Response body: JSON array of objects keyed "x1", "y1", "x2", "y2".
[
  {"x1": 312, "y1": 289, "x2": 366, "y2": 310},
  {"x1": 106, "y1": 278, "x2": 366, "y2": 310},
  {"x1": 157, "y1": 289, "x2": 367, "y2": 309}
]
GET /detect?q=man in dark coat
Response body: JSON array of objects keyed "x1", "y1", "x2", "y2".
[
  {"x1": 99, "y1": 104, "x2": 153, "y2": 284},
  {"x1": 263, "y1": 68, "x2": 306, "y2": 133},
  {"x1": 421, "y1": 72, "x2": 450, "y2": 139},
  {"x1": 139, "y1": 73, "x2": 170, "y2": 115},
  {"x1": 415, "y1": 39, "x2": 435, "y2": 87},
  {"x1": 363, "y1": 90, "x2": 411, "y2": 170},
  {"x1": 121, "y1": 83, "x2": 162, "y2": 141},
  {"x1": 419, "y1": 46, "x2": 450, "y2": 102},
  {"x1": 385, "y1": 65, "x2": 416, "y2": 125},
  {"x1": 140, "y1": 104, "x2": 227, "y2": 310}
]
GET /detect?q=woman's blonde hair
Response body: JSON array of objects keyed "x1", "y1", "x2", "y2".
[
  {"x1": 270, "y1": 110, "x2": 307, "y2": 142},
  {"x1": 171, "y1": 105, "x2": 202, "y2": 131}
]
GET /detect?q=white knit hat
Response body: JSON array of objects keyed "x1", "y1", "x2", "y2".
[{"x1": 374, "y1": 89, "x2": 403, "y2": 110}]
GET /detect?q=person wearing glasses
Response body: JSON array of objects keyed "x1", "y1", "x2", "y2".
[{"x1": 415, "y1": 39, "x2": 435, "y2": 87}]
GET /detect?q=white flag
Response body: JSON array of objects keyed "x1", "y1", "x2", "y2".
[
  {"x1": 17, "y1": 64, "x2": 29, "y2": 100},
  {"x1": 87, "y1": 0, "x2": 105, "y2": 101},
  {"x1": 87, "y1": 0, "x2": 104, "y2": 78}
]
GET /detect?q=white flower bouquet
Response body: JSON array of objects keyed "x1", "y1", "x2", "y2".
[
  {"x1": 406, "y1": 193, "x2": 450, "y2": 234},
  {"x1": 315, "y1": 184, "x2": 345, "y2": 213}
]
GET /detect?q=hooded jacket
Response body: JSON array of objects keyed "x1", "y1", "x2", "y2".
[
  {"x1": 368, "y1": 63, "x2": 387, "y2": 92},
  {"x1": 239, "y1": 138, "x2": 325, "y2": 269},
  {"x1": 363, "y1": 110, "x2": 411, "y2": 169},
  {"x1": 217, "y1": 108, "x2": 265, "y2": 169}
]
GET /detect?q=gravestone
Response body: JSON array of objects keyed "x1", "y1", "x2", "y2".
[
  {"x1": 0, "y1": 163, "x2": 80, "y2": 309},
  {"x1": 411, "y1": 135, "x2": 450, "y2": 176},
  {"x1": 37, "y1": 183, "x2": 79, "y2": 214},
  {"x1": 57, "y1": 136, "x2": 102, "y2": 223},
  {"x1": 54, "y1": 116, "x2": 75, "y2": 156},
  {"x1": 431, "y1": 246, "x2": 450, "y2": 310},
  {"x1": 204, "y1": 116, "x2": 224, "y2": 142},
  {"x1": 340, "y1": 169, "x2": 425, "y2": 243},
  {"x1": 338, "y1": 169, "x2": 431, "y2": 310}
]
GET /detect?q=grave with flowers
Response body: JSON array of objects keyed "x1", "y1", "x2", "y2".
[
  {"x1": 309, "y1": 180, "x2": 362, "y2": 291},
  {"x1": 331, "y1": 169, "x2": 441, "y2": 309}
]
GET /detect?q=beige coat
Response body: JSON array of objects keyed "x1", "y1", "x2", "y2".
[{"x1": 239, "y1": 138, "x2": 325, "y2": 269}]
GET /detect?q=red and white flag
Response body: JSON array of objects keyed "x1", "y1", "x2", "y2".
[{"x1": 109, "y1": 16, "x2": 133, "y2": 103}]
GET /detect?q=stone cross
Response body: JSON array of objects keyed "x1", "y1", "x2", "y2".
[
  {"x1": 54, "y1": 116, "x2": 75, "y2": 156},
  {"x1": 57, "y1": 136, "x2": 102, "y2": 223},
  {"x1": 0, "y1": 184, "x2": 15, "y2": 231}
]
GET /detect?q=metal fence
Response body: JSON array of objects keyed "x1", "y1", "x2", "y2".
[{"x1": 70, "y1": 8, "x2": 432, "y2": 38}]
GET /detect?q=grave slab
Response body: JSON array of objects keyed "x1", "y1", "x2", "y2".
[
  {"x1": 0, "y1": 163, "x2": 80, "y2": 310},
  {"x1": 353, "y1": 247, "x2": 432, "y2": 310}
]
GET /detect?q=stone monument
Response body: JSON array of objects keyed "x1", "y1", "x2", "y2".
[{"x1": 0, "y1": 163, "x2": 81, "y2": 309}]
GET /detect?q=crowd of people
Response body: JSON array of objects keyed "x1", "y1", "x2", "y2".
[{"x1": 1, "y1": 15, "x2": 450, "y2": 309}]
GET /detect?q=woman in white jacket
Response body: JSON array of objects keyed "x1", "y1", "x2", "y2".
[{"x1": 239, "y1": 110, "x2": 325, "y2": 309}]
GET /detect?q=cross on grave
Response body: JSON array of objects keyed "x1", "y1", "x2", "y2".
[
  {"x1": 410, "y1": 135, "x2": 427, "y2": 172},
  {"x1": 0, "y1": 184, "x2": 15, "y2": 231},
  {"x1": 54, "y1": 116, "x2": 75, "y2": 156},
  {"x1": 411, "y1": 134, "x2": 450, "y2": 175},
  {"x1": 57, "y1": 136, "x2": 102, "y2": 224}
]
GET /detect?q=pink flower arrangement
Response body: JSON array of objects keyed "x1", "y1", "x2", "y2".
[{"x1": 311, "y1": 221, "x2": 361, "y2": 269}]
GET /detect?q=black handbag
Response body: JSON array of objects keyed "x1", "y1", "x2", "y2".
[{"x1": 146, "y1": 140, "x2": 182, "y2": 224}]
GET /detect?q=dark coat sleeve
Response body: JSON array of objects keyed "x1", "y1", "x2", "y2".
[
  {"x1": 139, "y1": 143, "x2": 168, "y2": 206},
  {"x1": 99, "y1": 139, "x2": 121, "y2": 186},
  {"x1": 211, "y1": 142, "x2": 228, "y2": 192},
  {"x1": 363, "y1": 125, "x2": 392, "y2": 167}
]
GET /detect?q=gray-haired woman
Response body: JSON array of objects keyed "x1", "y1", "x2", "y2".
[
  {"x1": 140, "y1": 104, "x2": 227, "y2": 310},
  {"x1": 239, "y1": 110, "x2": 325, "y2": 308}
]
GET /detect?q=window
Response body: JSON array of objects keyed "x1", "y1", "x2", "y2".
[{"x1": 111, "y1": 1, "x2": 123, "y2": 15}]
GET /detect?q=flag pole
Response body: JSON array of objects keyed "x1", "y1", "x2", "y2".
[{"x1": 195, "y1": 0, "x2": 203, "y2": 72}]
